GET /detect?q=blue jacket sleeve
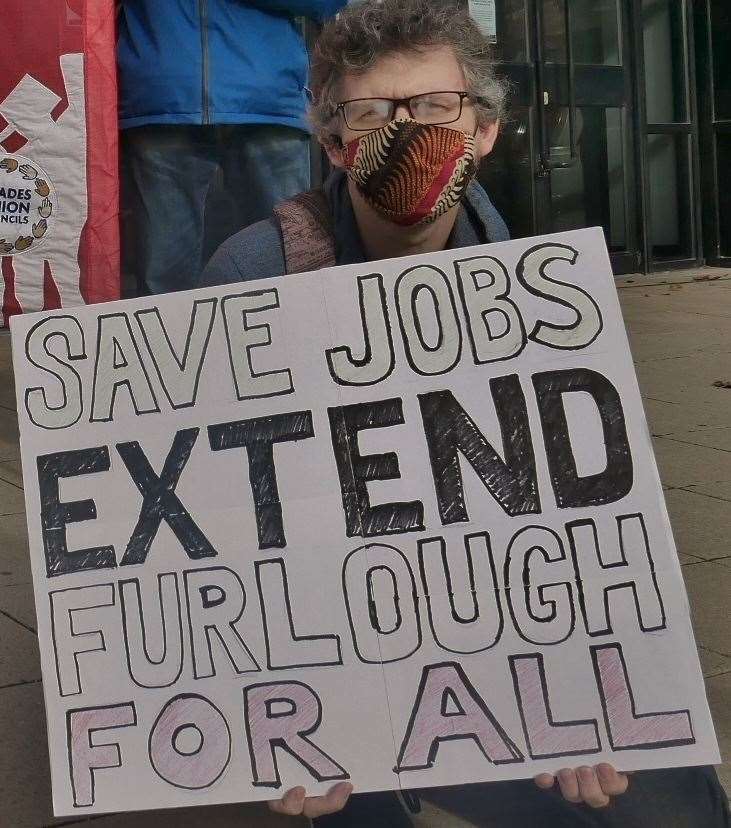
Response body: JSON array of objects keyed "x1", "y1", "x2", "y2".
[{"x1": 236, "y1": 0, "x2": 345, "y2": 22}]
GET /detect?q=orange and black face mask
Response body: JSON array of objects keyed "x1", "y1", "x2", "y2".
[{"x1": 342, "y1": 119, "x2": 477, "y2": 226}]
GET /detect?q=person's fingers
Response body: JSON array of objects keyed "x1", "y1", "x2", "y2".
[
  {"x1": 302, "y1": 782, "x2": 353, "y2": 818},
  {"x1": 557, "y1": 767, "x2": 582, "y2": 803},
  {"x1": 268, "y1": 786, "x2": 306, "y2": 816},
  {"x1": 533, "y1": 772, "x2": 556, "y2": 789},
  {"x1": 595, "y1": 762, "x2": 629, "y2": 796},
  {"x1": 576, "y1": 766, "x2": 610, "y2": 808}
]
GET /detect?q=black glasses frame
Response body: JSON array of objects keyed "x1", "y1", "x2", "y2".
[{"x1": 335, "y1": 91, "x2": 472, "y2": 131}]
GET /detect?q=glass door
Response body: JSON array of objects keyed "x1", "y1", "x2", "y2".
[
  {"x1": 479, "y1": 0, "x2": 641, "y2": 273},
  {"x1": 636, "y1": 0, "x2": 701, "y2": 270}
]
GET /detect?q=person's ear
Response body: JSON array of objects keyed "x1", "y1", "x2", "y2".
[
  {"x1": 322, "y1": 133, "x2": 347, "y2": 169},
  {"x1": 474, "y1": 119, "x2": 500, "y2": 159}
]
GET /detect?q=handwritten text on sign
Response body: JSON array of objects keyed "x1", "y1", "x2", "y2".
[{"x1": 12, "y1": 228, "x2": 719, "y2": 816}]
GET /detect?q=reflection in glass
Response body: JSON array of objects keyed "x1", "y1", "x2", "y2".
[
  {"x1": 647, "y1": 133, "x2": 692, "y2": 259},
  {"x1": 642, "y1": 0, "x2": 688, "y2": 123},
  {"x1": 479, "y1": 107, "x2": 533, "y2": 240},
  {"x1": 548, "y1": 108, "x2": 627, "y2": 251},
  {"x1": 711, "y1": 0, "x2": 731, "y2": 120},
  {"x1": 540, "y1": 0, "x2": 567, "y2": 64},
  {"x1": 572, "y1": 0, "x2": 621, "y2": 65},
  {"x1": 493, "y1": 0, "x2": 528, "y2": 63}
]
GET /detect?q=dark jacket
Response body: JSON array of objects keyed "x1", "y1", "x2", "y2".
[
  {"x1": 200, "y1": 170, "x2": 511, "y2": 286},
  {"x1": 117, "y1": 0, "x2": 344, "y2": 130}
]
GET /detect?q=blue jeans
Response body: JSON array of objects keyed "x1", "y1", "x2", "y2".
[
  {"x1": 121, "y1": 124, "x2": 310, "y2": 295},
  {"x1": 315, "y1": 767, "x2": 730, "y2": 828}
]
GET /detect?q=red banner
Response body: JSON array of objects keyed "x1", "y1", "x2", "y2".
[{"x1": 0, "y1": 0, "x2": 119, "y2": 326}]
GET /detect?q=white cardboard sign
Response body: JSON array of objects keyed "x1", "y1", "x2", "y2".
[{"x1": 11, "y1": 228, "x2": 719, "y2": 816}]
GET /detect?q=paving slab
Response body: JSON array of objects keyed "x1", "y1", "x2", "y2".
[
  {"x1": 0, "y1": 510, "x2": 31, "y2": 585},
  {"x1": 0, "y1": 458, "x2": 22, "y2": 488},
  {"x1": 0, "y1": 682, "x2": 57, "y2": 827},
  {"x1": 664, "y1": 488, "x2": 731, "y2": 560},
  {"x1": 682, "y1": 561, "x2": 731, "y2": 657},
  {"x1": 635, "y1": 353, "x2": 731, "y2": 408},
  {"x1": 684, "y1": 479, "x2": 731, "y2": 502},
  {"x1": 698, "y1": 646, "x2": 731, "y2": 679},
  {"x1": 652, "y1": 437, "x2": 731, "y2": 488},
  {"x1": 0, "y1": 611, "x2": 40, "y2": 686},
  {"x1": 706, "y1": 673, "x2": 731, "y2": 795},
  {"x1": 0, "y1": 475, "x2": 26, "y2": 515},
  {"x1": 0, "y1": 405, "x2": 20, "y2": 461},
  {"x1": 642, "y1": 397, "x2": 731, "y2": 436},
  {"x1": 665, "y1": 429, "x2": 731, "y2": 453},
  {"x1": 0, "y1": 581, "x2": 37, "y2": 631},
  {"x1": 678, "y1": 551, "x2": 703, "y2": 565}
]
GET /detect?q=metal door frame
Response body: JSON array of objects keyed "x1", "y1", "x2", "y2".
[
  {"x1": 694, "y1": 0, "x2": 731, "y2": 267},
  {"x1": 631, "y1": 0, "x2": 704, "y2": 272}
]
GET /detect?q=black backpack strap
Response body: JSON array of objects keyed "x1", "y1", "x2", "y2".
[{"x1": 274, "y1": 189, "x2": 337, "y2": 274}]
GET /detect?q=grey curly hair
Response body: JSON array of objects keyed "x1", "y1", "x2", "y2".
[{"x1": 308, "y1": 0, "x2": 509, "y2": 140}]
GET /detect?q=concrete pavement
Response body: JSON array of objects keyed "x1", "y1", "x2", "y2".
[{"x1": 0, "y1": 271, "x2": 729, "y2": 826}]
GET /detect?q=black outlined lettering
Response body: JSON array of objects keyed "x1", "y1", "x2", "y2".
[
  {"x1": 342, "y1": 544, "x2": 421, "y2": 664},
  {"x1": 418, "y1": 533, "x2": 503, "y2": 654},
  {"x1": 184, "y1": 566, "x2": 260, "y2": 679},
  {"x1": 567, "y1": 514, "x2": 666, "y2": 636},
  {"x1": 326, "y1": 273, "x2": 395, "y2": 386},
  {"x1": 119, "y1": 575, "x2": 184, "y2": 688},
  {"x1": 117, "y1": 428, "x2": 216, "y2": 565},
  {"x1": 90, "y1": 313, "x2": 160, "y2": 422},
  {"x1": 221, "y1": 290, "x2": 293, "y2": 399},
  {"x1": 516, "y1": 243, "x2": 603, "y2": 349},
  {"x1": 328, "y1": 399, "x2": 424, "y2": 537},
  {"x1": 591, "y1": 643, "x2": 694, "y2": 749},
  {"x1": 255, "y1": 558, "x2": 342, "y2": 670},
  {"x1": 24, "y1": 315, "x2": 86, "y2": 430},
  {"x1": 149, "y1": 693, "x2": 231, "y2": 789},
  {"x1": 533, "y1": 368, "x2": 633, "y2": 508},
  {"x1": 509, "y1": 654, "x2": 600, "y2": 759},
  {"x1": 67, "y1": 703, "x2": 137, "y2": 807},
  {"x1": 50, "y1": 584, "x2": 115, "y2": 696},
  {"x1": 244, "y1": 681, "x2": 349, "y2": 788},
  {"x1": 395, "y1": 265, "x2": 462, "y2": 376},
  {"x1": 504, "y1": 526, "x2": 576, "y2": 645},
  {"x1": 454, "y1": 256, "x2": 526, "y2": 364},
  {"x1": 38, "y1": 447, "x2": 115, "y2": 577},
  {"x1": 208, "y1": 411, "x2": 315, "y2": 549},
  {"x1": 419, "y1": 378, "x2": 540, "y2": 524},
  {"x1": 135, "y1": 298, "x2": 217, "y2": 409},
  {"x1": 395, "y1": 661, "x2": 524, "y2": 772}
]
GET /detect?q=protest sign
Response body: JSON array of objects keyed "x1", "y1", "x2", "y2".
[
  {"x1": 11, "y1": 228, "x2": 719, "y2": 816},
  {"x1": 0, "y1": 0, "x2": 119, "y2": 326}
]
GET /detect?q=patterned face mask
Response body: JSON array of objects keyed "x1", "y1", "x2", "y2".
[{"x1": 342, "y1": 119, "x2": 477, "y2": 226}]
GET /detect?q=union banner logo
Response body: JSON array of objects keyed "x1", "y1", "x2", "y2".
[{"x1": 0, "y1": 153, "x2": 55, "y2": 255}]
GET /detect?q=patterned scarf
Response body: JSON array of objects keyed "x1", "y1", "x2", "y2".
[{"x1": 342, "y1": 119, "x2": 477, "y2": 226}]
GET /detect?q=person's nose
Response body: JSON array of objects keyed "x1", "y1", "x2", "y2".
[{"x1": 394, "y1": 101, "x2": 412, "y2": 120}]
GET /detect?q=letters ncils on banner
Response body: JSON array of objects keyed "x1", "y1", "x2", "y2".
[{"x1": 11, "y1": 228, "x2": 719, "y2": 816}]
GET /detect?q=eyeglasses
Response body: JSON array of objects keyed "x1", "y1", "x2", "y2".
[{"x1": 335, "y1": 91, "x2": 474, "y2": 131}]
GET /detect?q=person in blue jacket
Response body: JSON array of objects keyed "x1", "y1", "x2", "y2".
[{"x1": 117, "y1": 0, "x2": 344, "y2": 295}]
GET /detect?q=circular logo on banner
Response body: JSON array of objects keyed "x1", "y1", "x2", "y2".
[{"x1": 0, "y1": 154, "x2": 56, "y2": 255}]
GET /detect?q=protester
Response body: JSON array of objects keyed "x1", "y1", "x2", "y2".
[
  {"x1": 200, "y1": 0, "x2": 731, "y2": 825},
  {"x1": 117, "y1": 0, "x2": 344, "y2": 296}
]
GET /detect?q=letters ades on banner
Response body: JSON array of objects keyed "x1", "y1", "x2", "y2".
[
  {"x1": 11, "y1": 229, "x2": 719, "y2": 816},
  {"x1": 0, "y1": 0, "x2": 119, "y2": 327}
]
